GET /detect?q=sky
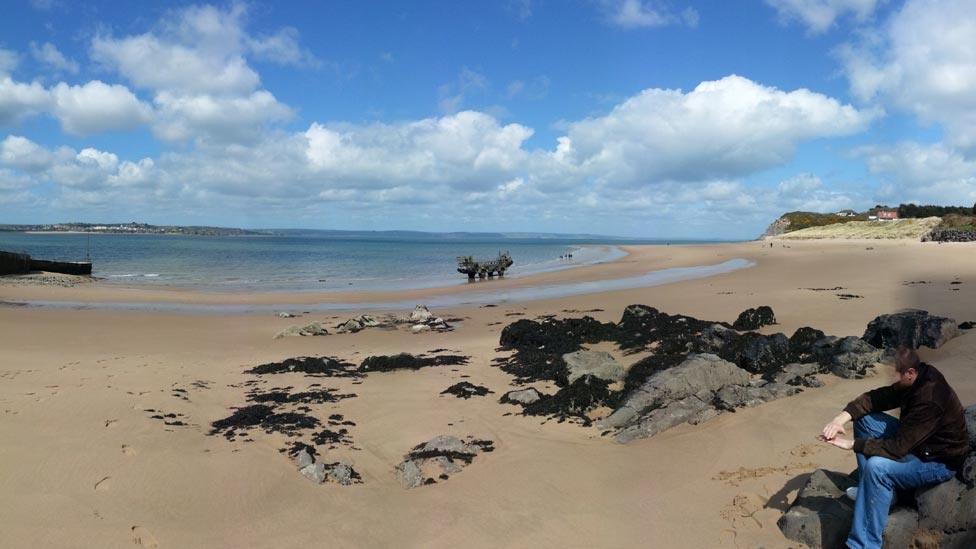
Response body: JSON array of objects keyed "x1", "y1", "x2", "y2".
[{"x1": 0, "y1": 0, "x2": 974, "y2": 239}]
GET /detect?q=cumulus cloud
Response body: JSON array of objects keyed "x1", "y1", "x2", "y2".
[
  {"x1": 30, "y1": 42, "x2": 79, "y2": 74},
  {"x1": 599, "y1": 0, "x2": 699, "y2": 29},
  {"x1": 559, "y1": 75, "x2": 874, "y2": 186},
  {"x1": 841, "y1": 0, "x2": 976, "y2": 151},
  {"x1": 766, "y1": 0, "x2": 882, "y2": 33},
  {"x1": 859, "y1": 141, "x2": 976, "y2": 205},
  {"x1": 89, "y1": 3, "x2": 298, "y2": 144},
  {"x1": 51, "y1": 80, "x2": 152, "y2": 135},
  {"x1": 0, "y1": 135, "x2": 54, "y2": 172},
  {"x1": 0, "y1": 48, "x2": 18, "y2": 76},
  {"x1": 0, "y1": 76, "x2": 51, "y2": 126}
]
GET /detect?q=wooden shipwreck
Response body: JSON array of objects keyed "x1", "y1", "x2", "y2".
[{"x1": 456, "y1": 251, "x2": 513, "y2": 280}]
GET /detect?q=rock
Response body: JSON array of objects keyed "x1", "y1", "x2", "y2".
[
  {"x1": 411, "y1": 324, "x2": 431, "y2": 333},
  {"x1": 359, "y1": 315, "x2": 380, "y2": 327},
  {"x1": 410, "y1": 305, "x2": 433, "y2": 323},
  {"x1": 300, "y1": 462, "x2": 326, "y2": 483},
  {"x1": 327, "y1": 462, "x2": 356, "y2": 486},
  {"x1": 827, "y1": 336, "x2": 883, "y2": 378},
  {"x1": 499, "y1": 387, "x2": 542, "y2": 406},
  {"x1": 615, "y1": 394, "x2": 714, "y2": 443},
  {"x1": 394, "y1": 435, "x2": 494, "y2": 489},
  {"x1": 940, "y1": 530, "x2": 976, "y2": 549},
  {"x1": 296, "y1": 449, "x2": 314, "y2": 469},
  {"x1": 777, "y1": 469, "x2": 855, "y2": 549},
  {"x1": 521, "y1": 375, "x2": 617, "y2": 425},
  {"x1": 862, "y1": 310, "x2": 960, "y2": 350},
  {"x1": 732, "y1": 306, "x2": 776, "y2": 331},
  {"x1": 723, "y1": 332, "x2": 791, "y2": 375},
  {"x1": 789, "y1": 326, "x2": 826, "y2": 362},
  {"x1": 335, "y1": 318, "x2": 364, "y2": 334},
  {"x1": 246, "y1": 356, "x2": 360, "y2": 377},
  {"x1": 768, "y1": 362, "x2": 821, "y2": 386},
  {"x1": 561, "y1": 350, "x2": 626, "y2": 384},
  {"x1": 960, "y1": 321, "x2": 976, "y2": 330},
  {"x1": 965, "y1": 404, "x2": 976, "y2": 451},
  {"x1": 277, "y1": 312, "x2": 296, "y2": 318},
  {"x1": 441, "y1": 381, "x2": 492, "y2": 399},
  {"x1": 961, "y1": 454, "x2": 976, "y2": 485},
  {"x1": 274, "y1": 321, "x2": 329, "y2": 339},
  {"x1": 882, "y1": 508, "x2": 919, "y2": 549},
  {"x1": 917, "y1": 478, "x2": 976, "y2": 533},
  {"x1": 602, "y1": 354, "x2": 749, "y2": 433}
]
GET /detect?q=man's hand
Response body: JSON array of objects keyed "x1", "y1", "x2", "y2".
[
  {"x1": 819, "y1": 436, "x2": 854, "y2": 450},
  {"x1": 821, "y1": 411, "x2": 852, "y2": 441}
]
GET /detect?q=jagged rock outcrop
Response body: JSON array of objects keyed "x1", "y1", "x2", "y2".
[
  {"x1": 601, "y1": 354, "x2": 799, "y2": 443},
  {"x1": 862, "y1": 309, "x2": 960, "y2": 351}
]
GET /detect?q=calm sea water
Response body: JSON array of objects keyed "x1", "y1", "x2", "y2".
[{"x1": 0, "y1": 232, "x2": 701, "y2": 292}]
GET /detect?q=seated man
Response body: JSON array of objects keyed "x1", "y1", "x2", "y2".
[{"x1": 819, "y1": 347, "x2": 969, "y2": 549}]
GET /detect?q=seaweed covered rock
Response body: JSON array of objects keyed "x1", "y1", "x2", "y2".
[
  {"x1": 721, "y1": 332, "x2": 791, "y2": 375},
  {"x1": 789, "y1": 326, "x2": 826, "y2": 362},
  {"x1": 732, "y1": 306, "x2": 776, "y2": 331},
  {"x1": 394, "y1": 435, "x2": 494, "y2": 489},
  {"x1": 777, "y1": 469, "x2": 856, "y2": 549},
  {"x1": 246, "y1": 356, "x2": 359, "y2": 377},
  {"x1": 441, "y1": 382, "x2": 492, "y2": 399},
  {"x1": 358, "y1": 353, "x2": 468, "y2": 373},
  {"x1": 499, "y1": 316, "x2": 613, "y2": 356},
  {"x1": 614, "y1": 304, "x2": 724, "y2": 354},
  {"x1": 521, "y1": 375, "x2": 617, "y2": 425},
  {"x1": 862, "y1": 310, "x2": 960, "y2": 351}
]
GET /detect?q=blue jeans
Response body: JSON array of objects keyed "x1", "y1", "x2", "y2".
[{"x1": 846, "y1": 413, "x2": 955, "y2": 549}]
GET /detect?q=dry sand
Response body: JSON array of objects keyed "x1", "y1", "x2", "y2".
[{"x1": 2, "y1": 239, "x2": 976, "y2": 548}]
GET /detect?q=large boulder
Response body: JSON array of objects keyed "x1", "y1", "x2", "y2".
[
  {"x1": 882, "y1": 508, "x2": 919, "y2": 549},
  {"x1": 777, "y1": 469, "x2": 856, "y2": 549},
  {"x1": 916, "y1": 478, "x2": 976, "y2": 533},
  {"x1": 826, "y1": 336, "x2": 883, "y2": 378},
  {"x1": 732, "y1": 306, "x2": 776, "y2": 331},
  {"x1": 723, "y1": 332, "x2": 791, "y2": 375},
  {"x1": 789, "y1": 326, "x2": 826, "y2": 362},
  {"x1": 862, "y1": 310, "x2": 960, "y2": 350},
  {"x1": 562, "y1": 350, "x2": 626, "y2": 384}
]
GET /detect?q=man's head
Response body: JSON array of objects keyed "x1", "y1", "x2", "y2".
[{"x1": 893, "y1": 346, "x2": 921, "y2": 387}]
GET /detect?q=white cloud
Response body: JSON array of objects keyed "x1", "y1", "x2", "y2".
[
  {"x1": 0, "y1": 135, "x2": 54, "y2": 172},
  {"x1": 766, "y1": 0, "x2": 882, "y2": 33},
  {"x1": 438, "y1": 67, "x2": 488, "y2": 114},
  {"x1": 51, "y1": 80, "x2": 152, "y2": 135},
  {"x1": 859, "y1": 141, "x2": 976, "y2": 205},
  {"x1": 30, "y1": 42, "x2": 79, "y2": 74},
  {"x1": 305, "y1": 110, "x2": 533, "y2": 191},
  {"x1": 559, "y1": 75, "x2": 874, "y2": 186},
  {"x1": 0, "y1": 76, "x2": 51, "y2": 126},
  {"x1": 599, "y1": 0, "x2": 698, "y2": 29},
  {"x1": 90, "y1": 3, "x2": 261, "y2": 95},
  {"x1": 248, "y1": 27, "x2": 321, "y2": 68},
  {"x1": 0, "y1": 48, "x2": 18, "y2": 76},
  {"x1": 153, "y1": 90, "x2": 292, "y2": 143},
  {"x1": 841, "y1": 0, "x2": 976, "y2": 151}
]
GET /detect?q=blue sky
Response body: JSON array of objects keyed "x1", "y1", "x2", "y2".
[{"x1": 1, "y1": 0, "x2": 974, "y2": 239}]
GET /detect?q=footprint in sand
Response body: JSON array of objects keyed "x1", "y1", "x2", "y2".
[
  {"x1": 122, "y1": 445, "x2": 137, "y2": 456},
  {"x1": 130, "y1": 526, "x2": 159, "y2": 548},
  {"x1": 105, "y1": 419, "x2": 118, "y2": 428},
  {"x1": 94, "y1": 476, "x2": 112, "y2": 491}
]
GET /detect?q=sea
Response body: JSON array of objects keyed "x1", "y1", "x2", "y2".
[{"x1": 0, "y1": 232, "x2": 716, "y2": 293}]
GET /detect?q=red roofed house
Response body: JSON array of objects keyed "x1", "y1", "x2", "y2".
[{"x1": 877, "y1": 209, "x2": 898, "y2": 221}]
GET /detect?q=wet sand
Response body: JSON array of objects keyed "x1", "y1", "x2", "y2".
[{"x1": 2, "y1": 239, "x2": 975, "y2": 548}]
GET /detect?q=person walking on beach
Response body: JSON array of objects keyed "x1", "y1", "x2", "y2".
[{"x1": 819, "y1": 347, "x2": 969, "y2": 549}]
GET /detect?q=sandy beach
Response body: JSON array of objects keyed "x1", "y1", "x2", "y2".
[{"x1": 3, "y1": 239, "x2": 976, "y2": 548}]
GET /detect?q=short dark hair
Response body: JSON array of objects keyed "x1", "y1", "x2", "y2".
[{"x1": 894, "y1": 346, "x2": 920, "y2": 373}]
